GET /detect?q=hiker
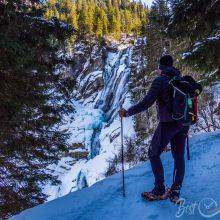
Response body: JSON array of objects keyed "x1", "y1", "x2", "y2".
[{"x1": 119, "y1": 55, "x2": 189, "y2": 203}]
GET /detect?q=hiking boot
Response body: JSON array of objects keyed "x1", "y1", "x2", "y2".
[
  {"x1": 168, "y1": 187, "x2": 181, "y2": 204},
  {"x1": 141, "y1": 186, "x2": 168, "y2": 201}
]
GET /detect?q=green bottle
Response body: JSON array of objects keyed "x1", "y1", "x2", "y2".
[{"x1": 188, "y1": 98, "x2": 193, "y2": 109}]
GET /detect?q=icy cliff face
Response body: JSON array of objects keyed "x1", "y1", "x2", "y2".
[{"x1": 43, "y1": 37, "x2": 147, "y2": 201}]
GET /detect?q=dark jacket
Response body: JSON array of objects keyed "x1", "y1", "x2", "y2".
[{"x1": 126, "y1": 67, "x2": 180, "y2": 122}]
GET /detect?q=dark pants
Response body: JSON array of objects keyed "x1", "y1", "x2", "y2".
[{"x1": 148, "y1": 122, "x2": 189, "y2": 189}]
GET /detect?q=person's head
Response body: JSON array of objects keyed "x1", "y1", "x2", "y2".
[{"x1": 158, "y1": 55, "x2": 173, "y2": 72}]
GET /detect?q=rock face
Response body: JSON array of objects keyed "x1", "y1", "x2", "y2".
[
  {"x1": 72, "y1": 41, "x2": 105, "y2": 102},
  {"x1": 42, "y1": 36, "x2": 148, "y2": 201}
]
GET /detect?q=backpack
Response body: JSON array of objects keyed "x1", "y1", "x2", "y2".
[{"x1": 169, "y1": 75, "x2": 202, "y2": 126}]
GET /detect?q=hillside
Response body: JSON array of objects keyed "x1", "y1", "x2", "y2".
[{"x1": 11, "y1": 131, "x2": 220, "y2": 220}]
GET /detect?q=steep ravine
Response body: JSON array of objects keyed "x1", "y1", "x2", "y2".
[
  {"x1": 77, "y1": 45, "x2": 133, "y2": 188},
  {"x1": 43, "y1": 37, "x2": 147, "y2": 201}
]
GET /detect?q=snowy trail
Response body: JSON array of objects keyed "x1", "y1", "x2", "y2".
[{"x1": 11, "y1": 131, "x2": 220, "y2": 220}]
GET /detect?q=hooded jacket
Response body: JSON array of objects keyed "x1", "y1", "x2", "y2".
[{"x1": 126, "y1": 66, "x2": 180, "y2": 122}]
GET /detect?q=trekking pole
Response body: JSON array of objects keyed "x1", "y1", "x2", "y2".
[
  {"x1": 120, "y1": 105, "x2": 126, "y2": 197},
  {"x1": 186, "y1": 134, "x2": 190, "y2": 160}
]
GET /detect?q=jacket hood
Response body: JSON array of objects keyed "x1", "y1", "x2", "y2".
[{"x1": 160, "y1": 66, "x2": 181, "y2": 78}]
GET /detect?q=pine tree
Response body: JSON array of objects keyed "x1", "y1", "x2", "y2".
[
  {"x1": 124, "y1": 9, "x2": 132, "y2": 33},
  {"x1": 45, "y1": 0, "x2": 149, "y2": 40},
  {"x1": 45, "y1": 0, "x2": 59, "y2": 19},
  {"x1": 45, "y1": 0, "x2": 78, "y2": 30},
  {"x1": 168, "y1": 0, "x2": 220, "y2": 82},
  {"x1": 107, "y1": 7, "x2": 115, "y2": 33},
  {"x1": 145, "y1": 0, "x2": 170, "y2": 72},
  {"x1": 112, "y1": 7, "x2": 121, "y2": 38},
  {"x1": 66, "y1": 0, "x2": 78, "y2": 29},
  {"x1": 100, "y1": 8, "x2": 108, "y2": 35},
  {"x1": 0, "y1": 1, "x2": 75, "y2": 217},
  {"x1": 94, "y1": 7, "x2": 108, "y2": 38},
  {"x1": 150, "y1": 0, "x2": 169, "y2": 36},
  {"x1": 78, "y1": 4, "x2": 94, "y2": 36}
]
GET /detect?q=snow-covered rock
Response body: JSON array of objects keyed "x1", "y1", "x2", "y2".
[{"x1": 11, "y1": 131, "x2": 220, "y2": 220}]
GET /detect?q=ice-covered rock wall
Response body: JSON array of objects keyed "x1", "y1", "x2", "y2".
[{"x1": 43, "y1": 36, "x2": 147, "y2": 201}]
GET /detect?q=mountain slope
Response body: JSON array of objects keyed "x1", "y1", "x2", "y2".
[{"x1": 11, "y1": 131, "x2": 220, "y2": 220}]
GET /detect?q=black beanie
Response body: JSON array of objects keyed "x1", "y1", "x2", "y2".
[{"x1": 159, "y1": 55, "x2": 173, "y2": 67}]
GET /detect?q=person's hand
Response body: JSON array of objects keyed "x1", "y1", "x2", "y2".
[{"x1": 119, "y1": 108, "x2": 127, "y2": 118}]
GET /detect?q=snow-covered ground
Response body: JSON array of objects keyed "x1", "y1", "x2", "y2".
[{"x1": 11, "y1": 131, "x2": 220, "y2": 220}]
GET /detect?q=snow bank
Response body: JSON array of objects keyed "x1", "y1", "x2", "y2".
[{"x1": 11, "y1": 131, "x2": 220, "y2": 220}]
